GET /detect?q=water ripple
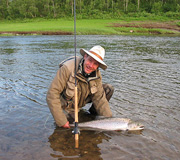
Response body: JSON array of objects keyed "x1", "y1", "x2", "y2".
[{"x1": 0, "y1": 35, "x2": 180, "y2": 160}]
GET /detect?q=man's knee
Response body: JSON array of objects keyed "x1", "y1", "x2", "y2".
[
  {"x1": 103, "y1": 83, "x2": 114, "y2": 101},
  {"x1": 89, "y1": 83, "x2": 114, "y2": 115}
]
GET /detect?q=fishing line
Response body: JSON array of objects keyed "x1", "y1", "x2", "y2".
[
  {"x1": 44, "y1": 115, "x2": 49, "y2": 129},
  {"x1": 74, "y1": 0, "x2": 77, "y2": 82},
  {"x1": 44, "y1": 115, "x2": 55, "y2": 131}
]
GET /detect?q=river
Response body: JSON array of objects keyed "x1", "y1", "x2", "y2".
[{"x1": 0, "y1": 35, "x2": 180, "y2": 160}]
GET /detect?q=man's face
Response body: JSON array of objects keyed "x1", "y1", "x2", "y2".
[{"x1": 83, "y1": 54, "x2": 99, "y2": 74}]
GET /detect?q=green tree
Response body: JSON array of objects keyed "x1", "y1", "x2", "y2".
[
  {"x1": 151, "y1": 1, "x2": 163, "y2": 14},
  {"x1": 0, "y1": 0, "x2": 9, "y2": 19},
  {"x1": 0, "y1": 0, "x2": 179, "y2": 19}
]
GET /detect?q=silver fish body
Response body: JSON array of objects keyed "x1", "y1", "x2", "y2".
[{"x1": 73, "y1": 118, "x2": 144, "y2": 131}]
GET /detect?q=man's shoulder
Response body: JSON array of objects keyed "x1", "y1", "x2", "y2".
[
  {"x1": 59, "y1": 56, "x2": 81, "y2": 67},
  {"x1": 59, "y1": 56, "x2": 82, "y2": 73}
]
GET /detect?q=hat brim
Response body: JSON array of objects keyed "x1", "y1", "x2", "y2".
[{"x1": 80, "y1": 48, "x2": 107, "y2": 70}]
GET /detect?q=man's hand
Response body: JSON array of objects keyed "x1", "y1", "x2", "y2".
[{"x1": 62, "y1": 121, "x2": 70, "y2": 129}]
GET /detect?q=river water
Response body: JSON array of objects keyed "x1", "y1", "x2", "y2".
[{"x1": 0, "y1": 35, "x2": 180, "y2": 160}]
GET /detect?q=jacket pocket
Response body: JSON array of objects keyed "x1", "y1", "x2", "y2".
[{"x1": 90, "y1": 81, "x2": 98, "y2": 94}]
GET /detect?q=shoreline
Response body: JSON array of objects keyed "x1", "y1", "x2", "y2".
[
  {"x1": 0, "y1": 19, "x2": 180, "y2": 36},
  {"x1": 0, "y1": 31, "x2": 72, "y2": 36}
]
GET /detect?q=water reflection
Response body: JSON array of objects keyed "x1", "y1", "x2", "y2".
[{"x1": 48, "y1": 128, "x2": 110, "y2": 160}]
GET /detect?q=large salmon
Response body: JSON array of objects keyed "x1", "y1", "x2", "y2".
[{"x1": 71, "y1": 118, "x2": 144, "y2": 131}]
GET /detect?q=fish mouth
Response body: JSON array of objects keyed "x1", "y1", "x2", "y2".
[
  {"x1": 135, "y1": 125, "x2": 144, "y2": 130},
  {"x1": 126, "y1": 125, "x2": 144, "y2": 133},
  {"x1": 128, "y1": 122, "x2": 144, "y2": 131},
  {"x1": 139, "y1": 125, "x2": 144, "y2": 130}
]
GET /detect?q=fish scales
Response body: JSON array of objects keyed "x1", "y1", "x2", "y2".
[
  {"x1": 71, "y1": 118, "x2": 144, "y2": 131},
  {"x1": 78, "y1": 118, "x2": 130, "y2": 130}
]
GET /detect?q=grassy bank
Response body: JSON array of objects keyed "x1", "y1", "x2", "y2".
[{"x1": 0, "y1": 18, "x2": 180, "y2": 36}]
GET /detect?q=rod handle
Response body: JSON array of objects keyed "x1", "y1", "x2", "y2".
[{"x1": 74, "y1": 86, "x2": 78, "y2": 122}]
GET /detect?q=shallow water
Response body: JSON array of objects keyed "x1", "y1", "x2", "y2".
[{"x1": 0, "y1": 35, "x2": 180, "y2": 160}]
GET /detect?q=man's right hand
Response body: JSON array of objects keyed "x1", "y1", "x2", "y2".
[{"x1": 62, "y1": 121, "x2": 70, "y2": 129}]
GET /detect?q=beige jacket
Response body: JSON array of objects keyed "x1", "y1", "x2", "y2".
[{"x1": 46, "y1": 56, "x2": 112, "y2": 127}]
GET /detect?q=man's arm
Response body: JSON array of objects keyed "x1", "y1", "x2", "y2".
[{"x1": 46, "y1": 65, "x2": 70, "y2": 127}]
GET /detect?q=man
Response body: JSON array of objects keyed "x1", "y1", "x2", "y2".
[{"x1": 46, "y1": 45, "x2": 114, "y2": 128}]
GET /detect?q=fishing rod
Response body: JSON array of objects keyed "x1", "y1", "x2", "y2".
[{"x1": 73, "y1": 0, "x2": 79, "y2": 149}]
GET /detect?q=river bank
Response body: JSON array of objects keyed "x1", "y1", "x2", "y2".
[{"x1": 0, "y1": 19, "x2": 180, "y2": 36}]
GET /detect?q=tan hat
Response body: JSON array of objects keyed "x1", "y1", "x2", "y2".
[{"x1": 80, "y1": 45, "x2": 107, "y2": 70}]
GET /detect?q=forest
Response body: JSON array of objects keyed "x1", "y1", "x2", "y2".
[{"x1": 0, "y1": 0, "x2": 180, "y2": 20}]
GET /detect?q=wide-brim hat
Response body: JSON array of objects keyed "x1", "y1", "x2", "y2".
[{"x1": 80, "y1": 45, "x2": 107, "y2": 70}]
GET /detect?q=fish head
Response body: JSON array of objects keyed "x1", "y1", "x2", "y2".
[{"x1": 127, "y1": 122, "x2": 144, "y2": 131}]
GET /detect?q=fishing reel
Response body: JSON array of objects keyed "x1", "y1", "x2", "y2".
[{"x1": 72, "y1": 122, "x2": 80, "y2": 135}]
